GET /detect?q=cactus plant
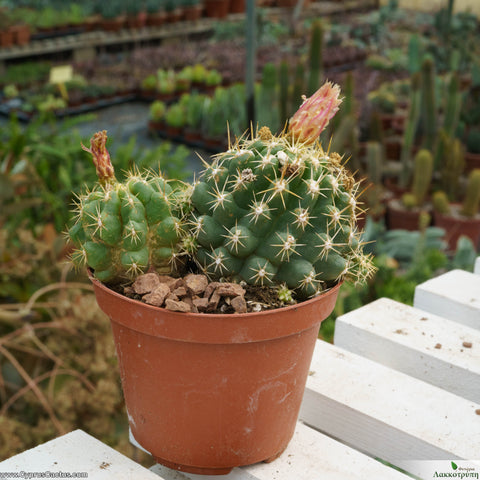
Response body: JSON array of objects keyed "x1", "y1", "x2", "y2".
[
  {"x1": 307, "y1": 20, "x2": 324, "y2": 96},
  {"x1": 399, "y1": 72, "x2": 421, "y2": 188},
  {"x1": 420, "y1": 56, "x2": 437, "y2": 152},
  {"x1": 256, "y1": 62, "x2": 280, "y2": 134},
  {"x1": 68, "y1": 131, "x2": 188, "y2": 283},
  {"x1": 188, "y1": 82, "x2": 375, "y2": 299},
  {"x1": 438, "y1": 131, "x2": 465, "y2": 199},
  {"x1": 460, "y1": 169, "x2": 480, "y2": 218},
  {"x1": 279, "y1": 60, "x2": 289, "y2": 128},
  {"x1": 432, "y1": 190, "x2": 451, "y2": 215},
  {"x1": 401, "y1": 148, "x2": 433, "y2": 209}
]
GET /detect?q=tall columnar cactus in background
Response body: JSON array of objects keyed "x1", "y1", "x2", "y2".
[
  {"x1": 279, "y1": 60, "x2": 289, "y2": 127},
  {"x1": 189, "y1": 82, "x2": 375, "y2": 299},
  {"x1": 439, "y1": 132, "x2": 465, "y2": 200},
  {"x1": 291, "y1": 62, "x2": 305, "y2": 115},
  {"x1": 68, "y1": 131, "x2": 188, "y2": 283},
  {"x1": 420, "y1": 56, "x2": 437, "y2": 152},
  {"x1": 399, "y1": 72, "x2": 421, "y2": 188},
  {"x1": 434, "y1": 73, "x2": 463, "y2": 170},
  {"x1": 257, "y1": 62, "x2": 280, "y2": 134},
  {"x1": 307, "y1": 20, "x2": 324, "y2": 96}
]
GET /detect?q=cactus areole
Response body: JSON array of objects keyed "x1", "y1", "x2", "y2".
[
  {"x1": 69, "y1": 81, "x2": 374, "y2": 302},
  {"x1": 68, "y1": 82, "x2": 376, "y2": 475}
]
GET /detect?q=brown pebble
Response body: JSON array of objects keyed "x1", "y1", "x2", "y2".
[
  {"x1": 207, "y1": 291, "x2": 221, "y2": 311},
  {"x1": 156, "y1": 275, "x2": 178, "y2": 286},
  {"x1": 216, "y1": 283, "x2": 246, "y2": 297},
  {"x1": 231, "y1": 295, "x2": 247, "y2": 313},
  {"x1": 133, "y1": 273, "x2": 160, "y2": 294},
  {"x1": 165, "y1": 299, "x2": 191, "y2": 312},
  {"x1": 142, "y1": 283, "x2": 170, "y2": 307},
  {"x1": 184, "y1": 274, "x2": 209, "y2": 295},
  {"x1": 182, "y1": 296, "x2": 198, "y2": 313},
  {"x1": 476, "y1": 409, "x2": 480, "y2": 415},
  {"x1": 462, "y1": 341, "x2": 473, "y2": 348},
  {"x1": 166, "y1": 292, "x2": 179, "y2": 302},
  {"x1": 192, "y1": 297, "x2": 209, "y2": 312},
  {"x1": 171, "y1": 286, "x2": 188, "y2": 297},
  {"x1": 204, "y1": 282, "x2": 223, "y2": 300},
  {"x1": 434, "y1": 343, "x2": 442, "y2": 349}
]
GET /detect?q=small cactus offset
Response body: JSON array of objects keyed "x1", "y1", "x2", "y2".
[
  {"x1": 68, "y1": 131, "x2": 188, "y2": 283},
  {"x1": 189, "y1": 82, "x2": 375, "y2": 299}
]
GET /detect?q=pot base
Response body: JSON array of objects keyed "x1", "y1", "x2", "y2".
[
  {"x1": 152, "y1": 445, "x2": 287, "y2": 474},
  {"x1": 152, "y1": 456, "x2": 233, "y2": 475}
]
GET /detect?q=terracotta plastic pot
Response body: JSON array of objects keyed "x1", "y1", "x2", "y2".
[
  {"x1": 90, "y1": 274, "x2": 341, "y2": 475},
  {"x1": 433, "y1": 206, "x2": 480, "y2": 251},
  {"x1": 386, "y1": 199, "x2": 428, "y2": 231},
  {"x1": 204, "y1": 0, "x2": 230, "y2": 18}
]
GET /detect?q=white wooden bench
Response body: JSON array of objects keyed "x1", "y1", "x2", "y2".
[{"x1": 2, "y1": 261, "x2": 479, "y2": 480}]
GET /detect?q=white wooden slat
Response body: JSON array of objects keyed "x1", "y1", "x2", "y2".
[
  {"x1": 475, "y1": 257, "x2": 480, "y2": 275},
  {"x1": 0, "y1": 429, "x2": 162, "y2": 480},
  {"x1": 299, "y1": 340, "x2": 480, "y2": 479},
  {"x1": 149, "y1": 422, "x2": 410, "y2": 480},
  {"x1": 413, "y1": 269, "x2": 480, "y2": 330},
  {"x1": 334, "y1": 297, "x2": 480, "y2": 402}
]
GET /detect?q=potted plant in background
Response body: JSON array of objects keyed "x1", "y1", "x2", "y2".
[
  {"x1": 229, "y1": 0, "x2": 246, "y2": 14},
  {"x1": 148, "y1": 99, "x2": 167, "y2": 132},
  {"x1": 123, "y1": 0, "x2": 147, "y2": 29},
  {"x1": 164, "y1": 102, "x2": 187, "y2": 139},
  {"x1": 145, "y1": 0, "x2": 166, "y2": 27},
  {"x1": 432, "y1": 169, "x2": 480, "y2": 250},
  {"x1": 204, "y1": 0, "x2": 230, "y2": 19},
  {"x1": 164, "y1": 0, "x2": 183, "y2": 23},
  {"x1": 386, "y1": 148, "x2": 433, "y2": 231},
  {"x1": 0, "y1": 10, "x2": 14, "y2": 48},
  {"x1": 98, "y1": 3, "x2": 125, "y2": 32},
  {"x1": 67, "y1": 82, "x2": 375, "y2": 475},
  {"x1": 182, "y1": 0, "x2": 203, "y2": 21}
]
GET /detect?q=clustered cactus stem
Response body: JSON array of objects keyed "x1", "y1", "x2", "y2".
[
  {"x1": 69, "y1": 135, "x2": 189, "y2": 283},
  {"x1": 69, "y1": 82, "x2": 375, "y2": 301},
  {"x1": 188, "y1": 83, "x2": 374, "y2": 299}
]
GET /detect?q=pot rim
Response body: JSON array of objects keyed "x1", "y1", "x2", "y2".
[{"x1": 89, "y1": 271, "x2": 342, "y2": 344}]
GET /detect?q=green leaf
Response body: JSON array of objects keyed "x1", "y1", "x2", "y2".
[{"x1": 451, "y1": 462, "x2": 458, "y2": 470}]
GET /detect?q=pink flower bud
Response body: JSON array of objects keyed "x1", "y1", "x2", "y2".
[
  {"x1": 81, "y1": 130, "x2": 116, "y2": 183},
  {"x1": 288, "y1": 82, "x2": 342, "y2": 144}
]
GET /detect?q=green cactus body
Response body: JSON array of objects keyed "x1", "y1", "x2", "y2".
[
  {"x1": 279, "y1": 61, "x2": 289, "y2": 128},
  {"x1": 307, "y1": 20, "x2": 323, "y2": 96},
  {"x1": 399, "y1": 72, "x2": 421, "y2": 188},
  {"x1": 432, "y1": 190, "x2": 451, "y2": 215},
  {"x1": 461, "y1": 169, "x2": 480, "y2": 218},
  {"x1": 68, "y1": 131, "x2": 187, "y2": 283},
  {"x1": 411, "y1": 149, "x2": 433, "y2": 207},
  {"x1": 420, "y1": 57, "x2": 437, "y2": 151},
  {"x1": 366, "y1": 141, "x2": 383, "y2": 187},
  {"x1": 190, "y1": 124, "x2": 373, "y2": 299}
]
